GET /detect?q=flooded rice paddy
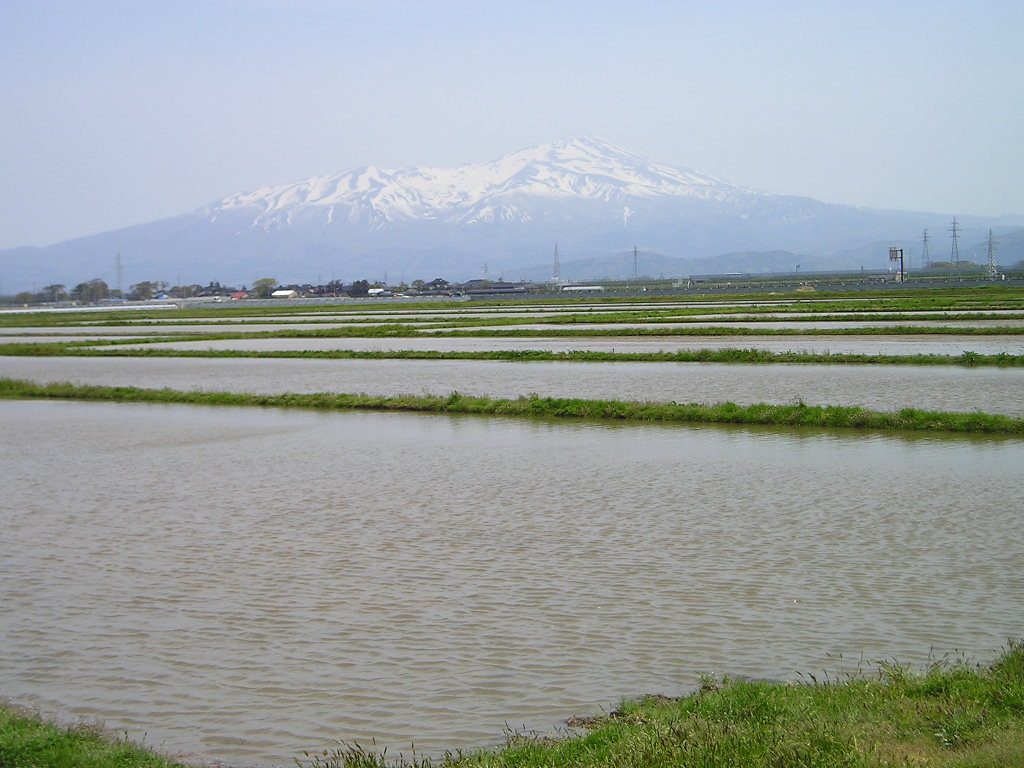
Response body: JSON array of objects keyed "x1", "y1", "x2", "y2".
[
  {"x1": 3, "y1": 400, "x2": 1022, "y2": 767},
  {"x1": 4, "y1": 355, "x2": 1024, "y2": 416},
  {"x1": 3, "y1": 296, "x2": 1023, "y2": 766}
]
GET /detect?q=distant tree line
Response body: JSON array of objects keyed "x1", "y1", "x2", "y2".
[
  {"x1": 9, "y1": 279, "x2": 250, "y2": 305},
  {"x1": 8, "y1": 273, "x2": 480, "y2": 305}
]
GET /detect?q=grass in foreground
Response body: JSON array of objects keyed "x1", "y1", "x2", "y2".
[
  {"x1": 333, "y1": 641, "x2": 1023, "y2": 768},
  {"x1": 2, "y1": 378, "x2": 1022, "y2": 435},
  {"x1": 0, "y1": 706, "x2": 184, "y2": 768},
  {"x1": 5, "y1": 643, "x2": 1021, "y2": 768}
]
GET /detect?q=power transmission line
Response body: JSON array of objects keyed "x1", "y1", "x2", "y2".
[
  {"x1": 986, "y1": 229, "x2": 999, "y2": 280},
  {"x1": 949, "y1": 217, "x2": 961, "y2": 280}
]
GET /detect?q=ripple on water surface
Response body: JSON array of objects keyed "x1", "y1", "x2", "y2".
[
  {"x1": 4, "y1": 355, "x2": 1024, "y2": 415},
  {"x1": 2, "y1": 400, "x2": 1022, "y2": 766}
]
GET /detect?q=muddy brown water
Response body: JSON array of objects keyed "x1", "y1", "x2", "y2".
[{"x1": 2, "y1": 399, "x2": 1022, "y2": 766}]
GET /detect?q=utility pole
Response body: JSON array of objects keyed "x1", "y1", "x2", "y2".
[
  {"x1": 552, "y1": 244, "x2": 560, "y2": 282},
  {"x1": 920, "y1": 229, "x2": 930, "y2": 269}
]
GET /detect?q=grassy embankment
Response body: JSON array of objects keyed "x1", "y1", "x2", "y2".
[
  {"x1": 3, "y1": 287, "x2": 1021, "y2": 370},
  {"x1": 6, "y1": 317, "x2": 1024, "y2": 336},
  {"x1": 419, "y1": 324, "x2": 1024, "y2": 338},
  {"x1": 0, "y1": 706, "x2": 182, "y2": 768},
  {"x1": 3, "y1": 643, "x2": 1022, "y2": 768},
  {"x1": 2, "y1": 286, "x2": 1022, "y2": 329},
  {"x1": 2, "y1": 339, "x2": 1023, "y2": 367},
  {"x1": 3, "y1": 310, "x2": 1024, "y2": 368},
  {"x1": 33, "y1": 308, "x2": 1024, "y2": 328},
  {"x1": 2, "y1": 378, "x2": 1022, "y2": 435}
]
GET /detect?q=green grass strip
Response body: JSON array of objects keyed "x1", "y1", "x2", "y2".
[
  {"x1": 3, "y1": 285, "x2": 1023, "y2": 328},
  {"x1": 65, "y1": 311, "x2": 1024, "y2": 327},
  {"x1": 97, "y1": 324, "x2": 1022, "y2": 338},
  {"x1": 3, "y1": 341, "x2": 1022, "y2": 367},
  {"x1": 435, "y1": 324, "x2": 1024, "y2": 337},
  {"x1": 2, "y1": 378, "x2": 1021, "y2": 435},
  {"x1": 482, "y1": 311, "x2": 1024, "y2": 325},
  {"x1": 0, "y1": 706, "x2": 185, "y2": 768}
]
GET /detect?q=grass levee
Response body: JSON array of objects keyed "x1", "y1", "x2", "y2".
[
  {"x1": 2, "y1": 341, "x2": 1022, "y2": 367},
  {"x1": 2, "y1": 378, "x2": 1021, "y2": 435}
]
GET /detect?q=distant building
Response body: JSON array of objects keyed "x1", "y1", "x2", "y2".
[
  {"x1": 270, "y1": 289, "x2": 299, "y2": 298},
  {"x1": 463, "y1": 280, "x2": 529, "y2": 297}
]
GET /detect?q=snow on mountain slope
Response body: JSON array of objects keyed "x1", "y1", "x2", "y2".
[
  {"x1": 13, "y1": 135, "x2": 1016, "y2": 292},
  {"x1": 210, "y1": 136, "x2": 758, "y2": 230}
]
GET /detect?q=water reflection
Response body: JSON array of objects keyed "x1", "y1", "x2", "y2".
[{"x1": 2, "y1": 400, "x2": 1022, "y2": 766}]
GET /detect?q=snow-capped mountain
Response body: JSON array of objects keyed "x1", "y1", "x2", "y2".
[
  {"x1": 3, "y1": 137, "x2": 1021, "y2": 290},
  {"x1": 211, "y1": 136, "x2": 751, "y2": 231}
]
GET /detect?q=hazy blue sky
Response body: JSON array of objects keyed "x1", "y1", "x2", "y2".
[{"x1": 2, "y1": 0, "x2": 1022, "y2": 249}]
